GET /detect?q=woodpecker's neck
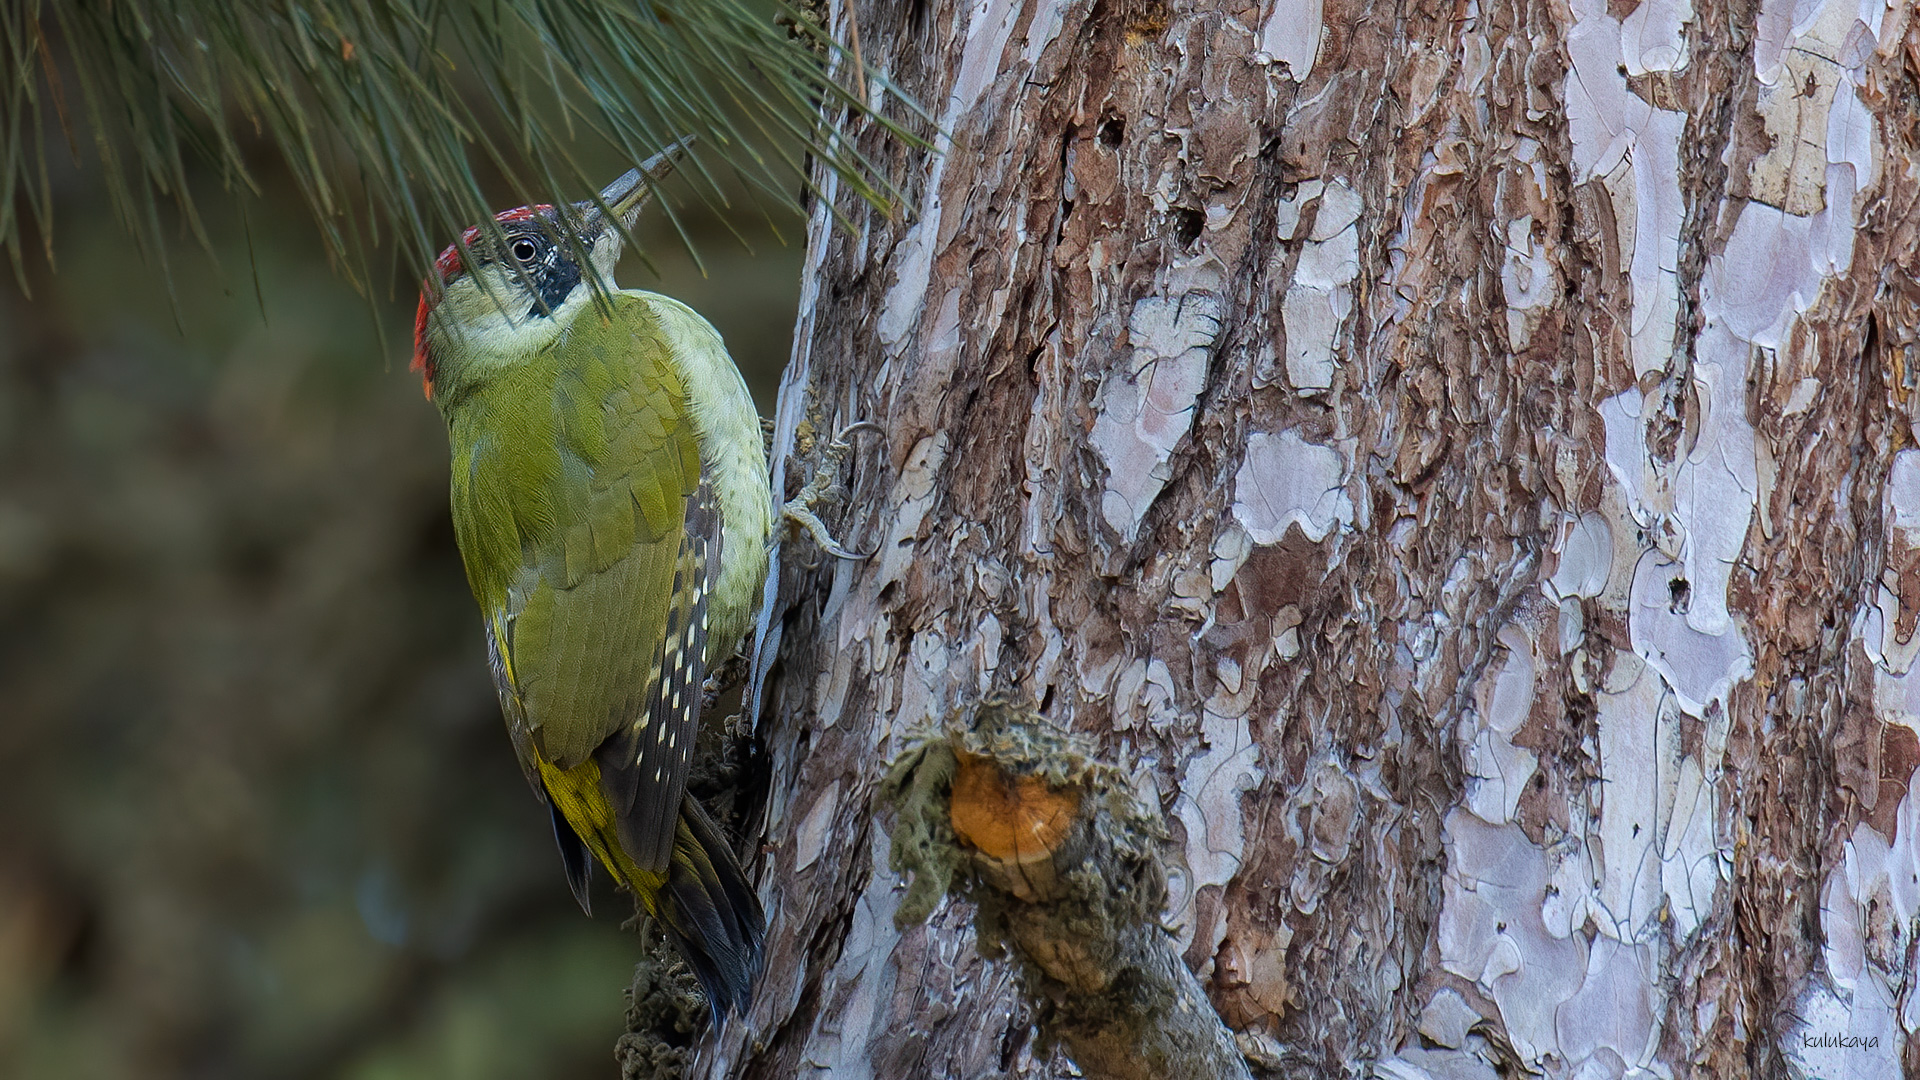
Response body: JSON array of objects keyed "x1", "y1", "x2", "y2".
[{"x1": 425, "y1": 282, "x2": 600, "y2": 410}]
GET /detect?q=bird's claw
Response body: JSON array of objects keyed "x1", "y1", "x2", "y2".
[
  {"x1": 833, "y1": 420, "x2": 884, "y2": 440},
  {"x1": 780, "y1": 421, "x2": 879, "y2": 562},
  {"x1": 784, "y1": 504, "x2": 873, "y2": 560}
]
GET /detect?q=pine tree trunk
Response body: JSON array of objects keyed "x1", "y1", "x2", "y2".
[{"x1": 675, "y1": 0, "x2": 1920, "y2": 1076}]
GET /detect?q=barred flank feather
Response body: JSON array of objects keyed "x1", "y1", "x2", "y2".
[
  {"x1": 660, "y1": 794, "x2": 765, "y2": 1020},
  {"x1": 605, "y1": 479, "x2": 717, "y2": 872}
]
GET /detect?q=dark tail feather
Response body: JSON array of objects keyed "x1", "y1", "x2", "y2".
[
  {"x1": 657, "y1": 795, "x2": 765, "y2": 1021},
  {"x1": 548, "y1": 798, "x2": 594, "y2": 915}
]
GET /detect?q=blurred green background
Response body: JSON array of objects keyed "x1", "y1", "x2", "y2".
[{"x1": 0, "y1": 146, "x2": 799, "y2": 1079}]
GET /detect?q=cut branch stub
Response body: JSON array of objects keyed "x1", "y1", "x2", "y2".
[
  {"x1": 878, "y1": 705, "x2": 1255, "y2": 1080},
  {"x1": 949, "y1": 747, "x2": 1081, "y2": 902}
]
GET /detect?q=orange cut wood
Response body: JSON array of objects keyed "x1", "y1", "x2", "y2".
[{"x1": 948, "y1": 750, "x2": 1080, "y2": 864}]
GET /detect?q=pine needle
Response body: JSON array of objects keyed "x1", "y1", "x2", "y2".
[{"x1": 0, "y1": 0, "x2": 927, "y2": 294}]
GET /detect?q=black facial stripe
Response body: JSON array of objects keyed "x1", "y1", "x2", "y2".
[{"x1": 529, "y1": 251, "x2": 581, "y2": 319}]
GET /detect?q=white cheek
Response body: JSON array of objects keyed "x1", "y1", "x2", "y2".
[
  {"x1": 433, "y1": 270, "x2": 575, "y2": 360},
  {"x1": 442, "y1": 270, "x2": 531, "y2": 325}
]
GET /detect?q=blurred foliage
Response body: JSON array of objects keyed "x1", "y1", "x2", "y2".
[
  {"x1": 2, "y1": 0, "x2": 912, "y2": 290},
  {"x1": 0, "y1": 135, "x2": 798, "y2": 1077}
]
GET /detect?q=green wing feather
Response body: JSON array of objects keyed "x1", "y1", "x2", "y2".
[{"x1": 451, "y1": 295, "x2": 709, "y2": 873}]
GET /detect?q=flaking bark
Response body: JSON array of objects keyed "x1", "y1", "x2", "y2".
[{"x1": 640, "y1": 0, "x2": 1920, "y2": 1077}]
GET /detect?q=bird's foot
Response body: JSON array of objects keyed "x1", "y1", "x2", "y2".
[
  {"x1": 780, "y1": 421, "x2": 880, "y2": 562},
  {"x1": 701, "y1": 651, "x2": 749, "y2": 715}
]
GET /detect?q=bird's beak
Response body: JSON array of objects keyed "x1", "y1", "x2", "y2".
[{"x1": 590, "y1": 136, "x2": 695, "y2": 234}]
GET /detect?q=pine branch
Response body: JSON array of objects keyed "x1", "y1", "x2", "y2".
[{"x1": 0, "y1": 0, "x2": 923, "y2": 292}]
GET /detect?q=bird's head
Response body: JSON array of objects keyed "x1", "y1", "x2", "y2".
[{"x1": 412, "y1": 151, "x2": 679, "y2": 399}]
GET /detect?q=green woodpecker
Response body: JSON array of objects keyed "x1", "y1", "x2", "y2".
[{"x1": 413, "y1": 151, "x2": 769, "y2": 1018}]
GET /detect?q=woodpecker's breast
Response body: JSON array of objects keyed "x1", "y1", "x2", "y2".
[{"x1": 626, "y1": 291, "x2": 771, "y2": 661}]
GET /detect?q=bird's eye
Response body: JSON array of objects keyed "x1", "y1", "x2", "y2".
[{"x1": 510, "y1": 238, "x2": 540, "y2": 264}]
